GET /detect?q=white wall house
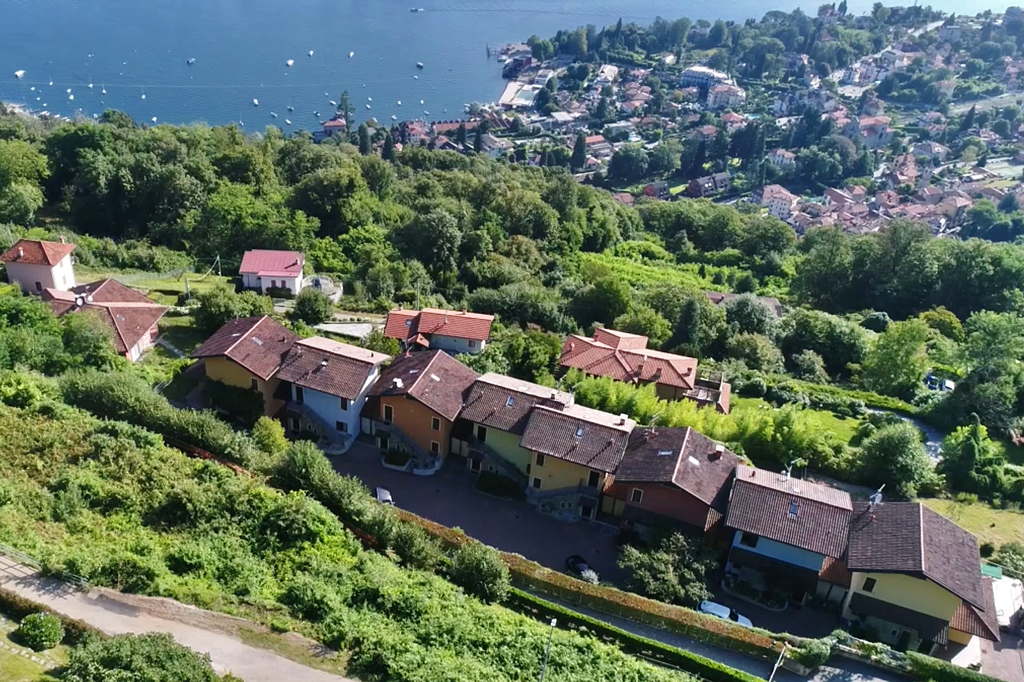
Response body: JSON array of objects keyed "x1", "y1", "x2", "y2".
[
  {"x1": 274, "y1": 337, "x2": 390, "y2": 453},
  {"x1": 1, "y1": 239, "x2": 76, "y2": 294},
  {"x1": 383, "y1": 308, "x2": 495, "y2": 355},
  {"x1": 239, "y1": 249, "x2": 305, "y2": 295}
]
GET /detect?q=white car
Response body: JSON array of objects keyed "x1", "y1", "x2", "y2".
[
  {"x1": 374, "y1": 487, "x2": 394, "y2": 505},
  {"x1": 699, "y1": 600, "x2": 753, "y2": 627}
]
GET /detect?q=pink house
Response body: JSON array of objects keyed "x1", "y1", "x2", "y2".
[{"x1": 239, "y1": 250, "x2": 305, "y2": 295}]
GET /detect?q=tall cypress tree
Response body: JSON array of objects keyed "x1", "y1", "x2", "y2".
[{"x1": 571, "y1": 132, "x2": 587, "y2": 170}]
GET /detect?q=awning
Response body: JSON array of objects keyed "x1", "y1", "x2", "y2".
[{"x1": 849, "y1": 593, "x2": 949, "y2": 644}]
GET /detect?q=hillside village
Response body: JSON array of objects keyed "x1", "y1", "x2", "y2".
[{"x1": 2, "y1": 235, "x2": 1019, "y2": 678}]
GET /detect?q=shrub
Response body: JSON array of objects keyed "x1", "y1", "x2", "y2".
[
  {"x1": 205, "y1": 380, "x2": 264, "y2": 428},
  {"x1": 14, "y1": 612, "x2": 64, "y2": 651},
  {"x1": 448, "y1": 541, "x2": 510, "y2": 603},
  {"x1": 792, "y1": 637, "x2": 832, "y2": 668},
  {"x1": 292, "y1": 288, "x2": 333, "y2": 325},
  {"x1": 906, "y1": 651, "x2": 1002, "y2": 682},
  {"x1": 62, "y1": 633, "x2": 220, "y2": 682}
]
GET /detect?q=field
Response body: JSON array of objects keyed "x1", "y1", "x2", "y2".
[
  {"x1": 921, "y1": 498, "x2": 1024, "y2": 547},
  {"x1": 731, "y1": 395, "x2": 863, "y2": 445},
  {"x1": 75, "y1": 266, "x2": 233, "y2": 298},
  {"x1": 580, "y1": 252, "x2": 734, "y2": 290}
]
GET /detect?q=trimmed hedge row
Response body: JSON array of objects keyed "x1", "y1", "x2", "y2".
[
  {"x1": 392, "y1": 508, "x2": 785, "y2": 660},
  {"x1": 505, "y1": 588, "x2": 764, "y2": 682},
  {"x1": 0, "y1": 586, "x2": 100, "y2": 645},
  {"x1": 906, "y1": 652, "x2": 1003, "y2": 682}
]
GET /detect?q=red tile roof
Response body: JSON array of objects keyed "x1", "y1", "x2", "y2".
[
  {"x1": 560, "y1": 332, "x2": 697, "y2": 391},
  {"x1": 238, "y1": 250, "x2": 304, "y2": 278},
  {"x1": 369, "y1": 350, "x2": 479, "y2": 422},
  {"x1": 725, "y1": 465, "x2": 852, "y2": 558},
  {"x1": 191, "y1": 315, "x2": 298, "y2": 380},
  {"x1": 276, "y1": 337, "x2": 390, "y2": 400},
  {"x1": 1, "y1": 239, "x2": 76, "y2": 266},
  {"x1": 383, "y1": 308, "x2": 495, "y2": 343},
  {"x1": 43, "y1": 279, "x2": 167, "y2": 355}
]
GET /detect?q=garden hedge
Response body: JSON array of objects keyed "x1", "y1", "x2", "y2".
[
  {"x1": 906, "y1": 651, "x2": 1003, "y2": 682},
  {"x1": 506, "y1": 588, "x2": 764, "y2": 682},
  {"x1": 0, "y1": 586, "x2": 99, "y2": 645}
]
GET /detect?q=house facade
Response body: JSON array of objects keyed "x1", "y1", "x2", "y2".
[
  {"x1": 383, "y1": 307, "x2": 494, "y2": 354},
  {"x1": 1, "y1": 239, "x2": 76, "y2": 294},
  {"x1": 274, "y1": 337, "x2": 390, "y2": 453},
  {"x1": 364, "y1": 350, "x2": 479, "y2": 463},
  {"x1": 43, "y1": 279, "x2": 168, "y2": 362},
  {"x1": 239, "y1": 250, "x2": 305, "y2": 295},
  {"x1": 560, "y1": 327, "x2": 731, "y2": 413},
  {"x1": 191, "y1": 316, "x2": 298, "y2": 414}
]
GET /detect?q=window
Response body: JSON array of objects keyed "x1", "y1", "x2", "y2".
[
  {"x1": 250, "y1": 378, "x2": 258, "y2": 391},
  {"x1": 587, "y1": 471, "x2": 600, "y2": 488},
  {"x1": 469, "y1": 340, "x2": 477, "y2": 348},
  {"x1": 295, "y1": 386, "x2": 304, "y2": 404},
  {"x1": 581, "y1": 504, "x2": 593, "y2": 519},
  {"x1": 505, "y1": 395, "x2": 515, "y2": 407},
  {"x1": 532, "y1": 477, "x2": 542, "y2": 489},
  {"x1": 740, "y1": 532, "x2": 759, "y2": 548},
  {"x1": 526, "y1": 464, "x2": 531, "y2": 474},
  {"x1": 575, "y1": 426, "x2": 585, "y2": 438},
  {"x1": 788, "y1": 500, "x2": 800, "y2": 518},
  {"x1": 289, "y1": 416, "x2": 300, "y2": 431},
  {"x1": 335, "y1": 421, "x2": 348, "y2": 433},
  {"x1": 378, "y1": 435, "x2": 390, "y2": 451},
  {"x1": 430, "y1": 441, "x2": 440, "y2": 455},
  {"x1": 339, "y1": 397, "x2": 349, "y2": 411},
  {"x1": 431, "y1": 417, "x2": 440, "y2": 431},
  {"x1": 383, "y1": 404, "x2": 393, "y2": 424},
  {"x1": 630, "y1": 488, "x2": 643, "y2": 504},
  {"x1": 470, "y1": 458, "x2": 481, "y2": 473},
  {"x1": 34, "y1": 281, "x2": 42, "y2": 291},
  {"x1": 476, "y1": 425, "x2": 487, "y2": 442},
  {"x1": 863, "y1": 577, "x2": 877, "y2": 593},
  {"x1": 535, "y1": 453, "x2": 545, "y2": 466}
]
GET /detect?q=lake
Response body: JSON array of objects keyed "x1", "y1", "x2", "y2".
[{"x1": 0, "y1": 0, "x2": 1015, "y2": 128}]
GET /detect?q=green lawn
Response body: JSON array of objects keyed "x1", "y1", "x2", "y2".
[
  {"x1": 731, "y1": 395, "x2": 863, "y2": 445},
  {"x1": 156, "y1": 312, "x2": 206, "y2": 354},
  {"x1": 921, "y1": 498, "x2": 1024, "y2": 547},
  {"x1": 76, "y1": 266, "x2": 233, "y2": 297},
  {"x1": 0, "y1": 611, "x2": 69, "y2": 682}
]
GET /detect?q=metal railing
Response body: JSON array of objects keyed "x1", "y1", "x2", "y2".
[{"x1": 0, "y1": 542, "x2": 90, "y2": 589}]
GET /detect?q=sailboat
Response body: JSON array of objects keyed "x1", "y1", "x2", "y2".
[
  {"x1": 186, "y1": 57, "x2": 197, "y2": 65},
  {"x1": 308, "y1": 50, "x2": 315, "y2": 57}
]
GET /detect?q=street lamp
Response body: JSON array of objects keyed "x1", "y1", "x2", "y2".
[{"x1": 538, "y1": 617, "x2": 557, "y2": 682}]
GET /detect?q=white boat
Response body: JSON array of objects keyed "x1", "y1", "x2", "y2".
[
  {"x1": 186, "y1": 57, "x2": 197, "y2": 65},
  {"x1": 66, "y1": 88, "x2": 72, "y2": 93},
  {"x1": 68, "y1": 94, "x2": 74, "y2": 101},
  {"x1": 151, "y1": 116, "x2": 158, "y2": 123},
  {"x1": 419, "y1": 99, "x2": 424, "y2": 105},
  {"x1": 396, "y1": 100, "x2": 402, "y2": 105},
  {"x1": 13, "y1": 70, "x2": 25, "y2": 79},
  {"x1": 329, "y1": 99, "x2": 337, "y2": 107},
  {"x1": 270, "y1": 112, "x2": 278, "y2": 118},
  {"x1": 416, "y1": 62, "x2": 424, "y2": 69},
  {"x1": 101, "y1": 88, "x2": 107, "y2": 95},
  {"x1": 413, "y1": 75, "x2": 419, "y2": 79},
  {"x1": 285, "y1": 59, "x2": 295, "y2": 67},
  {"x1": 423, "y1": 110, "x2": 429, "y2": 115},
  {"x1": 287, "y1": 105, "x2": 294, "y2": 112},
  {"x1": 367, "y1": 97, "x2": 373, "y2": 102},
  {"x1": 365, "y1": 104, "x2": 371, "y2": 109},
  {"x1": 29, "y1": 86, "x2": 35, "y2": 91},
  {"x1": 252, "y1": 98, "x2": 260, "y2": 106},
  {"x1": 140, "y1": 93, "x2": 146, "y2": 100},
  {"x1": 348, "y1": 51, "x2": 355, "y2": 58},
  {"x1": 87, "y1": 83, "x2": 94, "y2": 89},
  {"x1": 308, "y1": 50, "x2": 315, "y2": 57},
  {"x1": 48, "y1": 80, "x2": 54, "y2": 86},
  {"x1": 285, "y1": 119, "x2": 292, "y2": 125},
  {"x1": 391, "y1": 114, "x2": 397, "y2": 120}
]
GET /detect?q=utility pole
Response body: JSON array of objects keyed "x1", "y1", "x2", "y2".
[
  {"x1": 768, "y1": 643, "x2": 789, "y2": 682},
  {"x1": 538, "y1": 618, "x2": 557, "y2": 682}
]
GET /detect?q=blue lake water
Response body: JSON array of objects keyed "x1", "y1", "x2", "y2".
[{"x1": 0, "y1": 0, "x2": 1015, "y2": 128}]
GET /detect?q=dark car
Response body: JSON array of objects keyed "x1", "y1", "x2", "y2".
[{"x1": 565, "y1": 554, "x2": 599, "y2": 584}]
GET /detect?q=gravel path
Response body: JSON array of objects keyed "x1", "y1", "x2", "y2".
[{"x1": 0, "y1": 556, "x2": 352, "y2": 682}]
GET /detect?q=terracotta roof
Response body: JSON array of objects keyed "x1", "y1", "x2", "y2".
[
  {"x1": 383, "y1": 308, "x2": 495, "y2": 343},
  {"x1": 560, "y1": 333, "x2": 697, "y2": 390},
  {"x1": 238, "y1": 250, "x2": 304, "y2": 278},
  {"x1": 43, "y1": 280, "x2": 167, "y2": 355},
  {"x1": 276, "y1": 337, "x2": 390, "y2": 400},
  {"x1": 726, "y1": 465, "x2": 852, "y2": 558},
  {"x1": 460, "y1": 373, "x2": 572, "y2": 434},
  {"x1": 819, "y1": 556, "x2": 852, "y2": 587},
  {"x1": 519, "y1": 404, "x2": 634, "y2": 473},
  {"x1": 616, "y1": 427, "x2": 739, "y2": 507},
  {"x1": 1, "y1": 239, "x2": 75, "y2": 266},
  {"x1": 191, "y1": 316, "x2": 298, "y2": 380},
  {"x1": 369, "y1": 350, "x2": 478, "y2": 422},
  {"x1": 950, "y1": 578, "x2": 1000, "y2": 642},
  {"x1": 848, "y1": 502, "x2": 986, "y2": 609}
]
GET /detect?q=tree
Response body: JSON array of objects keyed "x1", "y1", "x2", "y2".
[
  {"x1": 456, "y1": 123, "x2": 467, "y2": 147},
  {"x1": 917, "y1": 306, "x2": 964, "y2": 342},
  {"x1": 791, "y1": 349, "x2": 830, "y2": 383},
  {"x1": 571, "y1": 132, "x2": 587, "y2": 170},
  {"x1": 861, "y1": 319, "x2": 930, "y2": 398},
  {"x1": 939, "y1": 415, "x2": 1007, "y2": 498},
  {"x1": 726, "y1": 333, "x2": 784, "y2": 372},
  {"x1": 292, "y1": 287, "x2": 333, "y2": 325},
  {"x1": 382, "y1": 133, "x2": 396, "y2": 161},
  {"x1": 608, "y1": 145, "x2": 649, "y2": 182},
  {"x1": 473, "y1": 126, "x2": 484, "y2": 153},
  {"x1": 62, "y1": 633, "x2": 220, "y2": 682},
  {"x1": 337, "y1": 90, "x2": 353, "y2": 131},
  {"x1": 570, "y1": 277, "x2": 632, "y2": 327},
  {"x1": 613, "y1": 306, "x2": 672, "y2": 348},
  {"x1": 358, "y1": 123, "x2": 371, "y2": 155},
  {"x1": 448, "y1": 541, "x2": 509, "y2": 603},
  {"x1": 724, "y1": 294, "x2": 775, "y2": 335},
  {"x1": 193, "y1": 285, "x2": 273, "y2": 333},
  {"x1": 252, "y1": 415, "x2": 289, "y2": 457},
  {"x1": 618, "y1": 533, "x2": 713, "y2": 607},
  {"x1": 859, "y1": 423, "x2": 935, "y2": 499}
]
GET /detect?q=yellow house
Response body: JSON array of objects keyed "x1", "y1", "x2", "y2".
[
  {"x1": 843, "y1": 502, "x2": 999, "y2": 660},
  {"x1": 191, "y1": 315, "x2": 298, "y2": 416}
]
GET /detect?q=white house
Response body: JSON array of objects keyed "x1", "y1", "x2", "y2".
[
  {"x1": 239, "y1": 249, "x2": 305, "y2": 295},
  {"x1": 761, "y1": 184, "x2": 799, "y2": 221},
  {"x1": 274, "y1": 336, "x2": 390, "y2": 453},
  {"x1": 706, "y1": 84, "x2": 746, "y2": 110},
  {"x1": 383, "y1": 307, "x2": 495, "y2": 354},
  {"x1": 1, "y1": 238, "x2": 76, "y2": 294}
]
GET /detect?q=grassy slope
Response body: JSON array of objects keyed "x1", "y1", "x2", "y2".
[
  {"x1": 75, "y1": 266, "x2": 232, "y2": 297},
  {"x1": 920, "y1": 498, "x2": 1024, "y2": 547},
  {"x1": 731, "y1": 395, "x2": 863, "y2": 444}
]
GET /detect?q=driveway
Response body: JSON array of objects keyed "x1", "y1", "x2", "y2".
[
  {"x1": 0, "y1": 555, "x2": 351, "y2": 682},
  {"x1": 710, "y1": 590, "x2": 841, "y2": 639},
  {"x1": 983, "y1": 631, "x2": 1024, "y2": 682},
  {"x1": 332, "y1": 442, "x2": 626, "y2": 582}
]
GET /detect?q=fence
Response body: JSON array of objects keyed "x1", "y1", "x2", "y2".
[{"x1": 0, "y1": 542, "x2": 90, "y2": 590}]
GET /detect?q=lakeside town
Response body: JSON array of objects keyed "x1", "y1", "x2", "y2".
[{"x1": 310, "y1": 5, "x2": 1024, "y2": 241}]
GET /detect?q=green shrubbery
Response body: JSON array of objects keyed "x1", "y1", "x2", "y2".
[
  {"x1": 62, "y1": 633, "x2": 221, "y2": 682},
  {"x1": 13, "y1": 612, "x2": 65, "y2": 650}
]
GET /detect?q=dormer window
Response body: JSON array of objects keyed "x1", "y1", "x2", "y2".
[
  {"x1": 788, "y1": 501, "x2": 800, "y2": 518},
  {"x1": 505, "y1": 396, "x2": 515, "y2": 407},
  {"x1": 575, "y1": 426, "x2": 585, "y2": 438}
]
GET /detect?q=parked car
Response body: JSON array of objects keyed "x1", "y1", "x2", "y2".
[
  {"x1": 375, "y1": 487, "x2": 394, "y2": 505},
  {"x1": 699, "y1": 600, "x2": 752, "y2": 627},
  {"x1": 564, "y1": 555, "x2": 599, "y2": 584}
]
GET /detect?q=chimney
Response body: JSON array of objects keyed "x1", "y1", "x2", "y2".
[
  {"x1": 320, "y1": 359, "x2": 328, "y2": 369},
  {"x1": 392, "y1": 378, "x2": 404, "y2": 389},
  {"x1": 617, "y1": 413, "x2": 628, "y2": 426},
  {"x1": 17, "y1": 247, "x2": 23, "y2": 259},
  {"x1": 710, "y1": 443, "x2": 724, "y2": 460},
  {"x1": 60, "y1": 235, "x2": 66, "y2": 244}
]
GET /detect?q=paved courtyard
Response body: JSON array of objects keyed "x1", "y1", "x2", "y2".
[
  {"x1": 983, "y1": 630, "x2": 1024, "y2": 682},
  {"x1": 331, "y1": 441, "x2": 626, "y2": 582}
]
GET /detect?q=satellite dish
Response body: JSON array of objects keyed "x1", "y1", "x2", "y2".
[{"x1": 868, "y1": 484, "x2": 885, "y2": 508}]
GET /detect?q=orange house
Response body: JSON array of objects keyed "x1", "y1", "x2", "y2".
[{"x1": 363, "y1": 350, "x2": 478, "y2": 460}]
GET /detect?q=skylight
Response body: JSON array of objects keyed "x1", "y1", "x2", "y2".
[
  {"x1": 788, "y1": 501, "x2": 800, "y2": 518},
  {"x1": 575, "y1": 426, "x2": 585, "y2": 438},
  {"x1": 505, "y1": 396, "x2": 515, "y2": 407}
]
